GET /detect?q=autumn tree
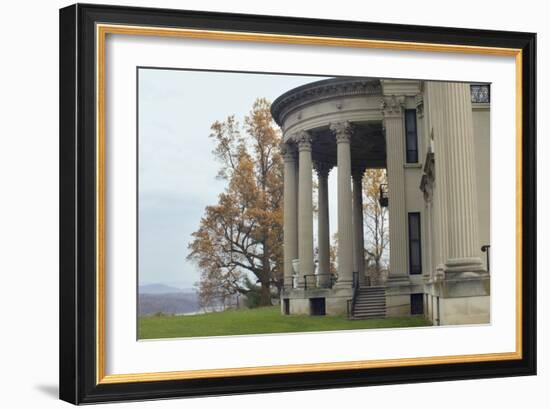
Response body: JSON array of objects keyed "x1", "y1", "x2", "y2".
[
  {"x1": 187, "y1": 98, "x2": 284, "y2": 307},
  {"x1": 362, "y1": 169, "x2": 390, "y2": 278}
]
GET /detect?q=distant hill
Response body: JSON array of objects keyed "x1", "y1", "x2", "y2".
[
  {"x1": 138, "y1": 283, "x2": 200, "y2": 316},
  {"x1": 139, "y1": 283, "x2": 187, "y2": 294}
]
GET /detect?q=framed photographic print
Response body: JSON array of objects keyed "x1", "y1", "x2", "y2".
[{"x1": 59, "y1": 3, "x2": 536, "y2": 404}]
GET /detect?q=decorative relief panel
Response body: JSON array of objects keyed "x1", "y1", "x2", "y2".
[{"x1": 470, "y1": 84, "x2": 490, "y2": 103}]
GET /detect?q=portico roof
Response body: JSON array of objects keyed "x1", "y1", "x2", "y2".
[
  {"x1": 271, "y1": 77, "x2": 386, "y2": 169},
  {"x1": 270, "y1": 77, "x2": 382, "y2": 127}
]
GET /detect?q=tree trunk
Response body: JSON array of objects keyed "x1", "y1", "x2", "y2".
[
  {"x1": 258, "y1": 236, "x2": 272, "y2": 306},
  {"x1": 259, "y1": 280, "x2": 272, "y2": 306}
]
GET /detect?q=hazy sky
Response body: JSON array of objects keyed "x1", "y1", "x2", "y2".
[{"x1": 138, "y1": 68, "x2": 336, "y2": 289}]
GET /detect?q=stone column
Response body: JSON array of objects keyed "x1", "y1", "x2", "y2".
[
  {"x1": 281, "y1": 142, "x2": 298, "y2": 288},
  {"x1": 330, "y1": 121, "x2": 354, "y2": 288},
  {"x1": 439, "y1": 82, "x2": 485, "y2": 274},
  {"x1": 314, "y1": 162, "x2": 332, "y2": 287},
  {"x1": 424, "y1": 83, "x2": 449, "y2": 275},
  {"x1": 352, "y1": 168, "x2": 366, "y2": 284},
  {"x1": 381, "y1": 96, "x2": 409, "y2": 281},
  {"x1": 296, "y1": 131, "x2": 315, "y2": 287}
]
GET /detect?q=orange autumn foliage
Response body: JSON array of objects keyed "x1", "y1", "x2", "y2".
[{"x1": 187, "y1": 99, "x2": 283, "y2": 308}]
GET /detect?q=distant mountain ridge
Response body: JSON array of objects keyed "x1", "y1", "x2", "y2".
[{"x1": 139, "y1": 283, "x2": 194, "y2": 294}]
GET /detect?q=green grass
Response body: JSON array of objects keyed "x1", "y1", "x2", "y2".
[{"x1": 138, "y1": 307, "x2": 430, "y2": 339}]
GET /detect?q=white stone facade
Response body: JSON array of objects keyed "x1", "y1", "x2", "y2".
[{"x1": 272, "y1": 77, "x2": 490, "y2": 325}]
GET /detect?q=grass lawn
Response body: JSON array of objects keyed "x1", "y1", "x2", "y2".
[{"x1": 138, "y1": 306, "x2": 430, "y2": 339}]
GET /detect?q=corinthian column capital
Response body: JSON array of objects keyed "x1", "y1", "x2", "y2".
[
  {"x1": 280, "y1": 142, "x2": 297, "y2": 162},
  {"x1": 380, "y1": 95, "x2": 405, "y2": 118},
  {"x1": 329, "y1": 120, "x2": 353, "y2": 143},
  {"x1": 295, "y1": 130, "x2": 313, "y2": 152},
  {"x1": 314, "y1": 161, "x2": 333, "y2": 179}
]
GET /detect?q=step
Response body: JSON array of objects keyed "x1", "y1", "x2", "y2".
[
  {"x1": 355, "y1": 299, "x2": 386, "y2": 305},
  {"x1": 353, "y1": 308, "x2": 386, "y2": 315},
  {"x1": 354, "y1": 309, "x2": 386, "y2": 315},
  {"x1": 355, "y1": 297, "x2": 385, "y2": 302},
  {"x1": 356, "y1": 295, "x2": 385, "y2": 298},
  {"x1": 352, "y1": 314, "x2": 386, "y2": 319},
  {"x1": 354, "y1": 304, "x2": 385, "y2": 309},
  {"x1": 355, "y1": 299, "x2": 386, "y2": 304},
  {"x1": 354, "y1": 309, "x2": 386, "y2": 314},
  {"x1": 354, "y1": 303, "x2": 385, "y2": 307},
  {"x1": 354, "y1": 311, "x2": 386, "y2": 316}
]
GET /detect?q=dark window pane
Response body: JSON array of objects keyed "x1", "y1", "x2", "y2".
[
  {"x1": 408, "y1": 212, "x2": 422, "y2": 274},
  {"x1": 410, "y1": 242, "x2": 421, "y2": 269},
  {"x1": 411, "y1": 293, "x2": 424, "y2": 315},
  {"x1": 409, "y1": 215, "x2": 420, "y2": 240},
  {"x1": 405, "y1": 109, "x2": 418, "y2": 163}
]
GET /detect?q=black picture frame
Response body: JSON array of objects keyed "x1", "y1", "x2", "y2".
[{"x1": 59, "y1": 3, "x2": 536, "y2": 405}]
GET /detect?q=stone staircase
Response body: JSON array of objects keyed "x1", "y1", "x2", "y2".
[{"x1": 352, "y1": 286, "x2": 386, "y2": 319}]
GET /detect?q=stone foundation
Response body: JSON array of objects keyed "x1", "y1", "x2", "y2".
[
  {"x1": 281, "y1": 287, "x2": 353, "y2": 316},
  {"x1": 386, "y1": 294, "x2": 410, "y2": 317},
  {"x1": 439, "y1": 295, "x2": 490, "y2": 325},
  {"x1": 424, "y1": 273, "x2": 490, "y2": 325}
]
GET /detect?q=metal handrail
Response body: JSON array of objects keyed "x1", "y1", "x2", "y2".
[
  {"x1": 303, "y1": 273, "x2": 336, "y2": 290},
  {"x1": 349, "y1": 272, "x2": 360, "y2": 319}
]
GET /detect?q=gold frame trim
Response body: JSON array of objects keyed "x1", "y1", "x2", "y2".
[{"x1": 96, "y1": 23, "x2": 523, "y2": 385}]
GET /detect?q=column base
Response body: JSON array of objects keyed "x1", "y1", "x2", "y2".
[
  {"x1": 316, "y1": 273, "x2": 332, "y2": 288},
  {"x1": 333, "y1": 279, "x2": 353, "y2": 289},
  {"x1": 445, "y1": 257, "x2": 486, "y2": 274},
  {"x1": 385, "y1": 275, "x2": 411, "y2": 286}
]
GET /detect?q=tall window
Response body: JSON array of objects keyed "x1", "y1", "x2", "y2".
[
  {"x1": 405, "y1": 109, "x2": 418, "y2": 163},
  {"x1": 408, "y1": 212, "x2": 422, "y2": 274}
]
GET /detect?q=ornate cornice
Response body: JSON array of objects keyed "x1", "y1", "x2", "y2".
[
  {"x1": 329, "y1": 120, "x2": 353, "y2": 143},
  {"x1": 271, "y1": 77, "x2": 381, "y2": 127}
]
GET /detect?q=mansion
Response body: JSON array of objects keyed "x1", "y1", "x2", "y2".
[{"x1": 271, "y1": 77, "x2": 491, "y2": 325}]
